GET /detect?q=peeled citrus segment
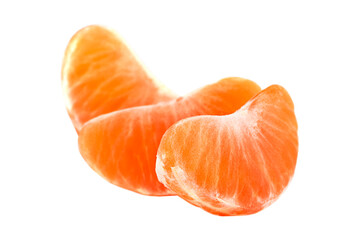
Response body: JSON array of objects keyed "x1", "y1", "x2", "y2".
[
  {"x1": 78, "y1": 77, "x2": 261, "y2": 196},
  {"x1": 62, "y1": 25, "x2": 175, "y2": 132},
  {"x1": 156, "y1": 85, "x2": 298, "y2": 215}
]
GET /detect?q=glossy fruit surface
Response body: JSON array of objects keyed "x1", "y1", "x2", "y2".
[
  {"x1": 62, "y1": 25, "x2": 175, "y2": 132},
  {"x1": 156, "y1": 85, "x2": 298, "y2": 215},
  {"x1": 78, "y1": 77, "x2": 261, "y2": 195}
]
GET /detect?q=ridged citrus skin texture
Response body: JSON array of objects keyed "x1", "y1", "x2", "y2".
[
  {"x1": 62, "y1": 25, "x2": 175, "y2": 132},
  {"x1": 156, "y1": 85, "x2": 298, "y2": 216},
  {"x1": 78, "y1": 77, "x2": 261, "y2": 196}
]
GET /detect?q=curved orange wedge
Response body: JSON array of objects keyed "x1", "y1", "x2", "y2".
[
  {"x1": 78, "y1": 77, "x2": 261, "y2": 196},
  {"x1": 62, "y1": 25, "x2": 175, "y2": 132},
  {"x1": 156, "y1": 85, "x2": 298, "y2": 215}
]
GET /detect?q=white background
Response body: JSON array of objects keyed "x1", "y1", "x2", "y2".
[{"x1": 1, "y1": 0, "x2": 359, "y2": 239}]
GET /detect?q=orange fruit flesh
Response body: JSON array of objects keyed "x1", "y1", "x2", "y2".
[
  {"x1": 62, "y1": 25, "x2": 175, "y2": 132},
  {"x1": 78, "y1": 77, "x2": 261, "y2": 196},
  {"x1": 156, "y1": 85, "x2": 298, "y2": 215}
]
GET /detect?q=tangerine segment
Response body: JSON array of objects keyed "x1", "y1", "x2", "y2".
[
  {"x1": 62, "y1": 25, "x2": 175, "y2": 132},
  {"x1": 156, "y1": 85, "x2": 298, "y2": 215},
  {"x1": 78, "y1": 77, "x2": 261, "y2": 196}
]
